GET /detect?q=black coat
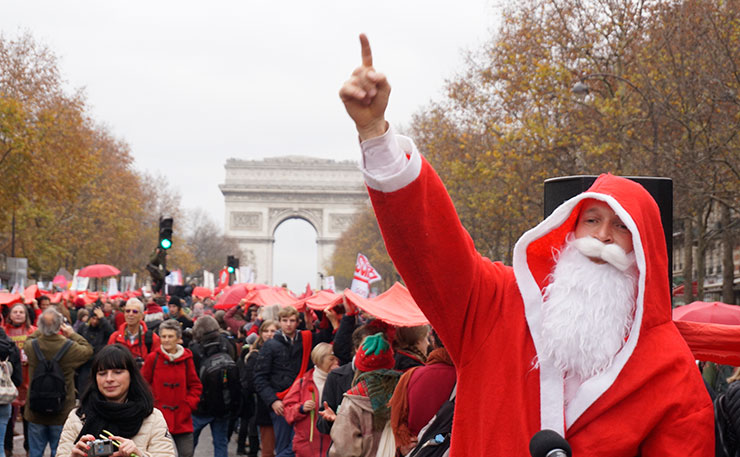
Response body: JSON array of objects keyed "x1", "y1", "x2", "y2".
[
  {"x1": 332, "y1": 315, "x2": 357, "y2": 367},
  {"x1": 79, "y1": 319, "x2": 114, "y2": 354},
  {"x1": 0, "y1": 329, "x2": 21, "y2": 388},
  {"x1": 253, "y1": 328, "x2": 333, "y2": 407},
  {"x1": 315, "y1": 361, "x2": 354, "y2": 436}
]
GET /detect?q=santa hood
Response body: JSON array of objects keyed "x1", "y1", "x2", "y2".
[{"x1": 512, "y1": 173, "x2": 669, "y2": 435}]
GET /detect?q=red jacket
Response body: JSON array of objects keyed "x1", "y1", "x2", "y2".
[
  {"x1": 141, "y1": 347, "x2": 202, "y2": 434},
  {"x1": 368, "y1": 151, "x2": 714, "y2": 456},
  {"x1": 284, "y1": 369, "x2": 332, "y2": 457},
  {"x1": 107, "y1": 321, "x2": 160, "y2": 360}
]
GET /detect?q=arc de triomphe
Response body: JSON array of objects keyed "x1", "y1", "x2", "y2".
[{"x1": 220, "y1": 156, "x2": 367, "y2": 286}]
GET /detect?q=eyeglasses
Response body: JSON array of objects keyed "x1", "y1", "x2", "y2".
[{"x1": 124, "y1": 309, "x2": 140, "y2": 314}]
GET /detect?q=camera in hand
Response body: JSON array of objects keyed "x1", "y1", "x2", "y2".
[{"x1": 87, "y1": 439, "x2": 115, "y2": 456}]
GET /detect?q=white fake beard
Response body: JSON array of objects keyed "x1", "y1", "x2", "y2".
[{"x1": 540, "y1": 237, "x2": 638, "y2": 380}]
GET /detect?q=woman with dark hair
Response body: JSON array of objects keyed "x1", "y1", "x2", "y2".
[
  {"x1": 56, "y1": 344, "x2": 174, "y2": 457},
  {"x1": 393, "y1": 325, "x2": 430, "y2": 372}
]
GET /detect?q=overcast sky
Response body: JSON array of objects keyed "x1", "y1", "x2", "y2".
[{"x1": 2, "y1": 0, "x2": 500, "y2": 292}]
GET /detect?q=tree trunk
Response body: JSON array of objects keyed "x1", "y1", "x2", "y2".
[
  {"x1": 683, "y1": 218, "x2": 694, "y2": 303},
  {"x1": 721, "y1": 203, "x2": 736, "y2": 304},
  {"x1": 696, "y1": 213, "x2": 707, "y2": 300}
]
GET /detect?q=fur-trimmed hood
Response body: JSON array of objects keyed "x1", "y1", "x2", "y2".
[{"x1": 512, "y1": 173, "x2": 669, "y2": 434}]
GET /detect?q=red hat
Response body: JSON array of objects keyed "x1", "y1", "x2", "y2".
[
  {"x1": 146, "y1": 302, "x2": 163, "y2": 314},
  {"x1": 355, "y1": 333, "x2": 395, "y2": 372},
  {"x1": 74, "y1": 297, "x2": 86, "y2": 308}
]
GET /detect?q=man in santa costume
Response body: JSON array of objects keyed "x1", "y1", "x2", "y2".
[{"x1": 337, "y1": 34, "x2": 714, "y2": 456}]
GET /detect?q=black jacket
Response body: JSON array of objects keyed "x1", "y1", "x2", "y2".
[
  {"x1": 316, "y1": 361, "x2": 354, "y2": 436},
  {"x1": 0, "y1": 328, "x2": 21, "y2": 388},
  {"x1": 332, "y1": 315, "x2": 358, "y2": 367},
  {"x1": 189, "y1": 331, "x2": 239, "y2": 417},
  {"x1": 253, "y1": 327, "x2": 333, "y2": 407},
  {"x1": 79, "y1": 319, "x2": 114, "y2": 354}
]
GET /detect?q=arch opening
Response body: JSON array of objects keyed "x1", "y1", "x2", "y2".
[{"x1": 272, "y1": 217, "x2": 317, "y2": 294}]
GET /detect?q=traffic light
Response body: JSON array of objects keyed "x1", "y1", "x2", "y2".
[
  {"x1": 227, "y1": 255, "x2": 239, "y2": 274},
  {"x1": 159, "y1": 217, "x2": 173, "y2": 250}
]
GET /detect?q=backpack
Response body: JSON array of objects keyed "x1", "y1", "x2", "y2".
[
  {"x1": 198, "y1": 338, "x2": 240, "y2": 416},
  {"x1": 28, "y1": 339, "x2": 73, "y2": 415},
  {"x1": 408, "y1": 385, "x2": 456, "y2": 457}
]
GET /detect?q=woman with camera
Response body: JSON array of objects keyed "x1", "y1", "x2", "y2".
[{"x1": 56, "y1": 344, "x2": 174, "y2": 457}]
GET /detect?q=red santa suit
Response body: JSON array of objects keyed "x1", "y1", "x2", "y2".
[{"x1": 360, "y1": 128, "x2": 714, "y2": 456}]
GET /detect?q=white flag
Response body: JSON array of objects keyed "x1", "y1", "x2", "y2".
[
  {"x1": 349, "y1": 253, "x2": 382, "y2": 298},
  {"x1": 324, "y1": 276, "x2": 336, "y2": 293}
]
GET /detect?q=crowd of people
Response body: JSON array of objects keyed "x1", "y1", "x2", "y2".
[{"x1": 0, "y1": 290, "x2": 456, "y2": 457}]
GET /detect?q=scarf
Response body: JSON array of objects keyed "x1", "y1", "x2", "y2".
[
  {"x1": 161, "y1": 344, "x2": 184, "y2": 362},
  {"x1": 312, "y1": 367, "x2": 328, "y2": 404},
  {"x1": 76, "y1": 390, "x2": 152, "y2": 440},
  {"x1": 353, "y1": 369, "x2": 401, "y2": 431},
  {"x1": 389, "y1": 347, "x2": 454, "y2": 447}
]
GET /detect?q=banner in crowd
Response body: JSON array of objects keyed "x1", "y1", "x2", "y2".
[
  {"x1": 69, "y1": 270, "x2": 89, "y2": 291},
  {"x1": 324, "y1": 276, "x2": 336, "y2": 292},
  {"x1": 166, "y1": 269, "x2": 183, "y2": 286},
  {"x1": 350, "y1": 253, "x2": 382, "y2": 298},
  {"x1": 217, "y1": 268, "x2": 229, "y2": 290},
  {"x1": 203, "y1": 270, "x2": 215, "y2": 290},
  {"x1": 108, "y1": 278, "x2": 119, "y2": 295}
]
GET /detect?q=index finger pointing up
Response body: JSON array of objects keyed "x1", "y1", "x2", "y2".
[{"x1": 360, "y1": 33, "x2": 373, "y2": 67}]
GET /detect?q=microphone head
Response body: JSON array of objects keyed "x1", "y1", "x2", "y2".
[{"x1": 529, "y1": 429, "x2": 572, "y2": 457}]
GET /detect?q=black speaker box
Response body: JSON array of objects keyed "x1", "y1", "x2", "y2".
[{"x1": 543, "y1": 175, "x2": 673, "y2": 289}]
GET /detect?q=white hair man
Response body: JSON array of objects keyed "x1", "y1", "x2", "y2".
[
  {"x1": 24, "y1": 308, "x2": 92, "y2": 457},
  {"x1": 107, "y1": 298, "x2": 161, "y2": 363},
  {"x1": 338, "y1": 35, "x2": 714, "y2": 455}
]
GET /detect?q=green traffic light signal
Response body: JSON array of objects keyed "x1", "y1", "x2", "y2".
[
  {"x1": 159, "y1": 217, "x2": 173, "y2": 250},
  {"x1": 227, "y1": 266, "x2": 235, "y2": 273},
  {"x1": 160, "y1": 238, "x2": 172, "y2": 250}
]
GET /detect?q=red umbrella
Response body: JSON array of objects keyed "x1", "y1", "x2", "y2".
[
  {"x1": 52, "y1": 275, "x2": 69, "y2": 288},
  {"x1": 192, "y1": 287, "x2": 213, "y2": 299},
  {"x1": 672, "y1": 301, "x2": 740, "y2": 325},
  {"x1": 214, "y1": 283, "x2": 269, "y2": 309},
  {"x1": 78, "y1": 264, "x2": 120, "y2": 278}
]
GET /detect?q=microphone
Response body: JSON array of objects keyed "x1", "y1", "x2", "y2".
[{"x1": 529, "y1": 429, "x2": 572, "y2": 457}]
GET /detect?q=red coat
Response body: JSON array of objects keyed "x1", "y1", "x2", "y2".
[
  {"x1": 107, "y1": 321, "x2": 160, "y2": 360},
  {"x1": 283, "y1": 369, "x2": 332, "y2": 457},
  {"x1": 367, "y1": 145, "x2": 714, "y2": 456},
  {"x1": 141, "y1": 347, "x2": 202, "y2": 434}
]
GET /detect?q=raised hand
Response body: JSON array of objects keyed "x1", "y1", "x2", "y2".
[
  {"x1": 318, "y1": 401, "x2": 336, "y2": 422},
  {"x1": 339, "y1": 34, "x2": 391, "y2": 140}
]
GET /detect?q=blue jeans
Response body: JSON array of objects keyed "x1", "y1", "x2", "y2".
[
  {"x1": 27, "y1": 422, "x2": 63, "y2": 457},
  {"x1": 0, "y1": 404, "x2": 11, "y2": 457},
  {"x1": 192, "y1": 414, "x2": 228, "y2": 457},
  {"x1": 270, "y1": 412, "x2": 295, "y2": 457}
]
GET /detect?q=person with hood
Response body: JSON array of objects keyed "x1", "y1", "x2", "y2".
[
  {"x1": 328, "y1": 333, "x2": 400, "y2": 457},
  {"x1": 283, "y1": 343, "x2": 339, "y2": 457},
  {"x1": 107, "y1": 298, "x2": 161, "y2": 366},
  {"x1": 142, "y1": 319, "x2": 202, "y2": 457},
  {"x1": 337, "y1": 34, "x2": 714, "y2": 455}
]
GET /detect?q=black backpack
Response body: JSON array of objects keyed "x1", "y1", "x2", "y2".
[
  {"x1": 28, "y1": 339, "x2": 73, "y2": 415},
  {"x1": 198, "y1": 339, "x2": 240, "y2": 416},
  {"x1": 408, "y1": 385, "x2": 456, "y2": 457}
]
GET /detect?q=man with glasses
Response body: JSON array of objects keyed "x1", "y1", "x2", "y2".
[{"x1": 107, "y1": 298, "x2": 161, "y2": 365}]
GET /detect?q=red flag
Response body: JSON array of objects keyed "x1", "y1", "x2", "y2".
[
  {"x1": 350, "y1": 253, "x2": 382, "y2": 298},
  {"x1": 217, "y1": 268, "x2": 230, "y2": 290}
]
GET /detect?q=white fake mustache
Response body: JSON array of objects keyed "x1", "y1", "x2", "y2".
[{"x1": 571, "y1": 236, "x2": 636, "y2": 272}]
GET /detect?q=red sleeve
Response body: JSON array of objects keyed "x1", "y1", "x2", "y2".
[
  {"x1": 107, "y1": 331, "x2": 117, "y2": 345},
  {"x1": 368, "y1": 158, "x2": 510, "y2": 366},
  {"x1": 282, "y1": 378, "x2": 306, "y2": 426},
  {"x1": 185, "y1": 356, "x2": 202, "y2": 411},
  {"x1": 141, "y1": 351, "x2": 156, "y2": 384}
]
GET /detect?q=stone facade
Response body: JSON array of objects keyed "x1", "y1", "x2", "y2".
[{"x1": 220, "y1": 155, "x2": 367, "y2": 286}]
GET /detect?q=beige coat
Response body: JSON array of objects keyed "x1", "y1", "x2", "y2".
[
  {"x1": 56, "y1": 407, "x2": 175, "y2": 457},
  {"x1": 329, "y1": 393, "x2": 383, "y2": 457}
]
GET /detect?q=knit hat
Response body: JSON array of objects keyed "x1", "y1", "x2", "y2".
[{"x1": 355, "y1": 333, "x2": 395, "y2": 372}]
